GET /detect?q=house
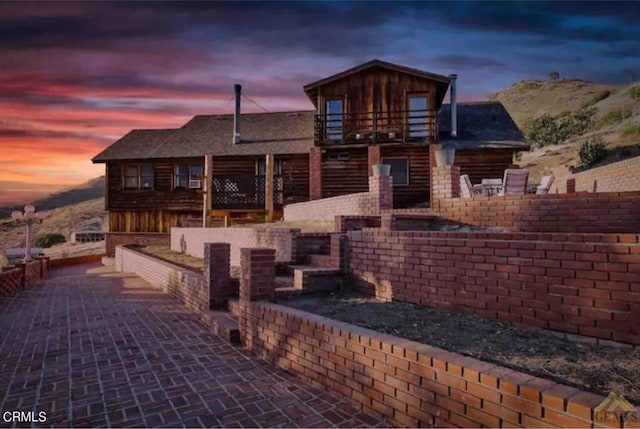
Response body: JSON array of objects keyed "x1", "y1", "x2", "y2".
[{"x1": 92, "y1": 59, "x2": 527, "y2": 232}]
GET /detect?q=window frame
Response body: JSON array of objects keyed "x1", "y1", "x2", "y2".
[
  {"x1": 381, "y1": 157, "x2": 410, "y2": 186},
  {"x1": 406, "y1": 92, "x2": 431, "y2": 139},
  {"x1": 121, "y1": 163, "x2": 154, "y2": 190},
  {"x1": 324, "y1": 98, "x2": 345, "y2": 141},
  {"x1": 173, "y1": 163, "x2": 204, "y2": 190}
]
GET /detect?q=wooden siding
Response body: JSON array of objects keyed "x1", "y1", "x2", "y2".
[
  {"x1": 322, "y1": 148, "x2": 369, "y2": 198},
  {"x1": 455, "y1": 149, "x2": 514, "y2": 185},
  {"x1": 211, "y1": 156, "x2": 255, "y2": 175},
  {"x1": 381, "y1": 145, "x2": 431, "y2": 208},
  {"x1": 107, "y1": 158, "x2": 204, "y2": 212},
  {"x1": 109, "y1": 210, "x2": 200, "y2": 233},
  {"x1": 317, "y1": 67, "x2": 438, "y2": 123},
  {"x1": 279, "y1": 154, "x2": 309, "y2": 204}
]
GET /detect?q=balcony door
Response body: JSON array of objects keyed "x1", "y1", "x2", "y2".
[
  {"x1": 407, "y1": 94, "x2": 429, "y2": 138},
  {"x1": 325, "y1": 99, "x2": 344, "y2": 141}
]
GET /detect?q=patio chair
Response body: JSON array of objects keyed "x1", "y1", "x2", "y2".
[
  {"x1": 536, "y1": 175, "x2": 555, "y2": 194},
  {"x1": 498, "y1": 169, "x2": 529, "y2": 196},
  {"x1": 460, "y1": 174, "x2": 482, "y2": 198}
]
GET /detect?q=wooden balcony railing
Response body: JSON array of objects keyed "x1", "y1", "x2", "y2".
[
  {"x1": 212, "y1": 174, "x2": 283, "y2": 209},
  {"x1": 314, "y1": 109, "x2": 438, "y2": 145}
]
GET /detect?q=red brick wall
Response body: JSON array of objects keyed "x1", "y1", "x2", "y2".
[
  {"x1": 0, "y1": 258, "x2": 49, "y2": 300},
  {"x1": 0, "y1": 267, "x2": 24, "y2": 300},
  {"x1": 551, "y1": 156, "x2": 640, "y2": 194},
  {"x1": 284, "y1": 175, "x2": 393, "y2": 222},
  {"x1": 49, "y1": 254, "x2": 104, "y2": 268},
  {"x1": 429, "y1": 192, "x2": 640, "y2": 233},
  {"x1": 115, "y1": 245, "x2": 209, "y2": 311},
  {"x1": 106, "y1": 232, "x2": 170, "y2": 256},
  {"x1": 241, "y1": 301, "x2": 628, "y2": 428},
  {"x1": 347, "y1": 229, "x2": 640, "y2": 345}
]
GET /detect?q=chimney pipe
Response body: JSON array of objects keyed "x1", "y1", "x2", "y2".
[
  {"x1": 449, "y1": 74, "x2": 457, "y2": 138},
  {"x1": 233, "y1": 83, "x2": 241, "y2": 144}
]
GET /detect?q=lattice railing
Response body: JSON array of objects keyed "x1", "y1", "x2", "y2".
[{"x1": 212, "y1": 175, "x2": 283, "y2": 209}]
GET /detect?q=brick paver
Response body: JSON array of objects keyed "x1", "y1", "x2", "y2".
[{"x1": 0, "y1": 264, "x2": 385, "y2": 428}]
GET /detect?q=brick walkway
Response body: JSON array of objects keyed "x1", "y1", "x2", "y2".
[{"x1": 0, "y1": 264, "x2": 385, "y2": 428}]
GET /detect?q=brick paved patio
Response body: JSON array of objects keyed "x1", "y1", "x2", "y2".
[{"x1": 0, "y1": 264, "x2": 385, "y2": 428}]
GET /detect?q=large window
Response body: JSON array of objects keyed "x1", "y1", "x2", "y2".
[
  {"x1": 382, "y1": 157, "x2": 409, "y2": 186},
  {"x1": 325, "y1": 99, "x2": 344, "y2": 141},
  {"x1": 408, "y1": 94, "x2": 429, "y2": 138},
  {"x1": 122, "y1": 164, "x2": 154, "y2": 189},
  {"x1": 174, "y1": 164, "x2": 204, "y2": 189}
]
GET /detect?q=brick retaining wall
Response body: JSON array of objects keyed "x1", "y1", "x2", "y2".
[
  {"x1": 171, "y1": 227, "x2": 297, "y2": 266},
  {"x1": 240, "y1": 299, "x2": 630, "y2": 428},
  {"x1": 49, "y1": 254, "x2": 105, "y2": 268},
  {"x1": 0, "y1": 257, "x2": 49, "y2": 300},
  {"x1": 106, "y1": 232, "x2": 170, "y2": 256},
  {"x1": 430, "y1": 192, "x2": 640, "y2": 233},
  {"x1": 551, "y1": 156, "x2": 640, "y2": 194},
  {"x1": 347, "y1": 229, "x2": 640, "y2": 345},
  {"x1": 115, "y1": 245, "x2": 209, "y2": 311},
  {"x1": 284, "y1": 175, "x2": 392, "y2": 221}
]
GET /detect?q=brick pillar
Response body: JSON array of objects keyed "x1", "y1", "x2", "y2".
[
  {"x1": 368, "y1": 174, "x2": 393, "y2": 213},
  {"x1": 309, "y1": 147, "x2": 322, "y2": 200},
  {"x1": 330, "y1": 234, "x2": 347, "y2": 272},
  {"x1": 367, "y1": 146, "x2": 381, "y2": 176},
  {"x1": 566, "y1": 178, "x2": 576, "y2": 194},
  {"x1": 380, "y1": 212, "x2": 393, "y2": 230},
  {"x1": 239, "y1": 248, "x2": 276, "y2": 349},
  {"x1": 204, "y1": 242, "x2": 231, "y2": 309},
  {"x1": 431, "y1": 165, "x2": 461, "y2": 210}
]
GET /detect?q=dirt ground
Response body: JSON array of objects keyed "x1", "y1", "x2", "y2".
[
  {"x1": 139, "y1": 245, "x2": 205, "y2": 271},
  {"x1": 282, "y1": 292, "x2": 640, "y2": 404}
]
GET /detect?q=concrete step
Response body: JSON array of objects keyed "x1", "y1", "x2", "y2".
[
  {"x1": 275, "y1": 275, "x2": 294, "y2": 289},
  {"x1": 291, "y1": 265, "x2": 342, "y2": 292},
  {"x1": 200, "y1": 310, "x2": 240, "y2": 344},
  {"x1": 307, "y1": 254, "x2": 334, "y2": 269}
]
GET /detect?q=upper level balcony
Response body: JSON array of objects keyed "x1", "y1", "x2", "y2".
[{"x1": 313, "y1": 109, "x2": 438, "y2": 146}]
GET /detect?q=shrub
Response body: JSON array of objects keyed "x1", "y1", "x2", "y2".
[
  {"x1": 34, "y1": 233, "x2": 66, "y2": 248},
  {"x1": 524, "y1": 114, "x2": 561, "y2": 148},
  {"x1": 579, "y1": 138, "x2": 607, "y2": 167},
  {"x1": 559, "y1": 108, "x2": 595, "y2": 139},
  {"x1": 598, "y1": 109, "x2": 633, "y2": 128},
  {"x1": 620, "y1": 121, "x2": 640, "y2": 139},
  {"x1": 581, "y1": 90, "x2": 611, "y2": 108},
  {"x1": 629, "y1": 86, "x2": 640, "y2": 99}
]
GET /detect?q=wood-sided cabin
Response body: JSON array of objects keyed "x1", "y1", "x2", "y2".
[{"x1": 92, "y1": 59, "x2": 527, "y2": 232}]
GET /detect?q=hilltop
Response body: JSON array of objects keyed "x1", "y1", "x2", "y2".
[
  {"x1": 487, "y1": 79, "x2": 640, "y2": 181},
  {"x1": 0, "y1": 198, "x2": 108, "y2": 264},
  {"x1": 0, "y1": 176, "x2": 105, "y2": 219}
]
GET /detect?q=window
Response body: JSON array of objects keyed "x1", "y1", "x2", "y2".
[
  {"x1": 408, "y1": 94, "x2": 429, "y2": 138},
  {"x1": 122, "y1": 164, "x2": 154, "y2": 189},
  {"x1": 174, "y1": 164, "x2": 204, "y2": 189},
  {"x1": 325, "y1": 99, "x2": 344, "y2": 141},
  {"x1": 382, "y1": 157, "x2": 409, "y2": 186},
  {"x1": 256, "y1": 159, "x2": 282, "y2": 176}
]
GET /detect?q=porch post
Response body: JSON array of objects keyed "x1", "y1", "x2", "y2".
[
  {"x1": 367, "y1": 146, "x2": 381, "y2": 176},
  {"x1": 265, "y1": 154, "x2": 275, "y2": 222},
  {"x1": 203, "y1": 154, "x2": 213, "y2": 228}
]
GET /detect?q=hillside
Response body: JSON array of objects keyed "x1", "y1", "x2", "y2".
[
  {"x1": 0, "y1": 176, "x2": 105, "y2": 219},
  {"x1": 487, "y1": 79, "x2": 640, "y2": 182},
  {"x1": 0, "y1": 198, "x2": 108, "y2": 261}
]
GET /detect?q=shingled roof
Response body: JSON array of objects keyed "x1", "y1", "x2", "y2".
[
  {"x1": 93, "y1": 101, "x2": 527, "y2": 163},
  {"x1": 92, "y1": 111, "x2": 315, "y2": 163},
  {"x1": 438, "y1": 101, "x2": 529, "y2": 150}
]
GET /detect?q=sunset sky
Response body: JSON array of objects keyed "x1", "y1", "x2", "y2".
[{"x1": 1, "y1": 1, "x2": 638, "y2": 205}]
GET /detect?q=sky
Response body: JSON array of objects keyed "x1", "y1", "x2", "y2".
[{"x1": 1, "y1": 1, "x2": 638, "y2": 205}]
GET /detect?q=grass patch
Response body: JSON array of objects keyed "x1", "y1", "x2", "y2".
[
  {"x1": 581, "y1": 90, "x2": 611, "y2": 108},
  {"x1": 597, "y1": 109, "x2": 633, "y2": 128}
]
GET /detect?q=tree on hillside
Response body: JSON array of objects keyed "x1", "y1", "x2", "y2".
[{"x1": 549, "y1": 72, "x2": 560, "y2": 81}]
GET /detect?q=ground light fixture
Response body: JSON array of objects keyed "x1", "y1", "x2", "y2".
[{"x1": 11, "y1": 205, "x2": 47, "y2": 263}]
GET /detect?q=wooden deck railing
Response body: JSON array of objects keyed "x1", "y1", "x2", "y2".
[
  {"x1": 211, "y1": 175, "x2": 283, "y2": 209},
  {"x1": 314, "y1": 109, "x2": 438, "y2": 145}
]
